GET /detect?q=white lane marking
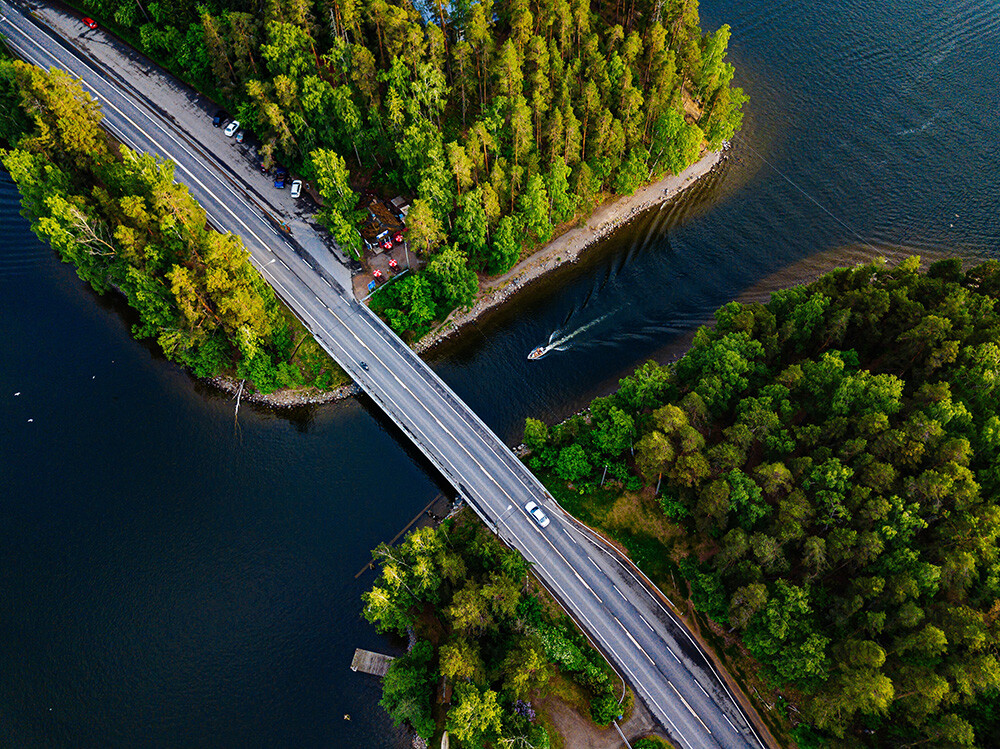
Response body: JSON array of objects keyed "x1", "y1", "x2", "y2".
[
  {"x1": 615, "y1": 616, "x2": 655, "y2": 666},
  {"x1": 725, "y1": 714, "x2": 738, "y2": 732},
  {"x1": 561, "y1": 519, "x2": 766, "y2": 749},
  {"x1": 564, "y1": 528, "x2": 577, "y2": 544},
  {"x1": 493, "y1": 530, "x2": 690, "y2": 749},
  {"x1": 588, "y1": 556, "x2": 601, "y2": 571},
  {"x1": 667, "y1": 647, "x2": 682, "y2": 664},
  {"x1": 639, "y1": 614, "x2": 654, "y2": 631},
  {"x1": 612, "y1": 583, "x2": 627, "y2": 601},
  {"x1": 330, "y1": 307, "x2": 755, "y2": 747},
  {"x1": 697, "y1": 682, "x2": 710, "y2": 698},
  {"x1": 669, "y1": 680, "x2": 712, "y2": 735}
]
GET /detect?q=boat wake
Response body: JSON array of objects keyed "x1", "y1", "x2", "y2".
[{"x1": 527, "y1": 313, "x2": 611, "y2": 360}]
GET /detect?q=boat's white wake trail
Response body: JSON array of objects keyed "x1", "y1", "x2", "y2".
[{"x1": 530, "y1": 313, "x2": 612, "y2": 359}]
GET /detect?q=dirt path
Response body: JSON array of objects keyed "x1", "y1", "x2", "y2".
[{"x1": 415, "y1": 149, "x2": 724, "y2": 353}]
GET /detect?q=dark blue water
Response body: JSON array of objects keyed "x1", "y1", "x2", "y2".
[{"x1": 2, "y1": 0, "x2": 998, "y2": 745}]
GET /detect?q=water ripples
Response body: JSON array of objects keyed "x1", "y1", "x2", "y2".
[{"x1": 0, "y1": 183, "x2": 51, "y2": 277}]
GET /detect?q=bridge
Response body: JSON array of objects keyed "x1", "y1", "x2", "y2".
[{"x1": 0, "y1": 3, "x2": 769, "y2": 747}]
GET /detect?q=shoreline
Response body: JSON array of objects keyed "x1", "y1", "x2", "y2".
[
  {"x1": 213, "y1": 148, "x2": 724, "y2": 407},
  {"x1": 206, "y1": 375, "x2": 359, "y2": 407},
  {"x1": 414, "y1": 147, "x2": 725, "y2": 354}
]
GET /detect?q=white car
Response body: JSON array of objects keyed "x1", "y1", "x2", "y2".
[
  {"x1": 525, "y1": 501, "x2": 550, "y2": 528},
  {"x1": 290, "y1": 180, "x2": 302, "y2": 199},
  {"x1": 224, "y1": 120, "x2": 240, "y2": 137}
]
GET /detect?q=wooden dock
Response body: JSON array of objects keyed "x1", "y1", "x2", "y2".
[{"x1": 351, "y1": 649, "x2": 394, "y2": 676}]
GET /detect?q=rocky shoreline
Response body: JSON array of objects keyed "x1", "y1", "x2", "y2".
[
  {"x1": 231, "y1": 148, "x2": 724, "y2": 407},
  {"x1": 206, "y1": 375, "x2": 359, "y2": 408}
]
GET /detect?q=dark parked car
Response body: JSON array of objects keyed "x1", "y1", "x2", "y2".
[
  {"x1": 274, "y1": 177, "x2": 286, "y2": 189},
  {"x1": 212, "y1": 111, "x2": 225, "y2": 128}
]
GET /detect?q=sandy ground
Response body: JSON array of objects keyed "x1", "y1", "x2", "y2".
[
  {"x1": 415, "y1": 149, "x2": 723, "y2": 353},
  {"x1": 538, "y1": 691, "x2": 667, "y2": 749}
]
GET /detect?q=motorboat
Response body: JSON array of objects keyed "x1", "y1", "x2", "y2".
[{"x1": 527, "y1": 345, "x2": 549, "y2": 360}]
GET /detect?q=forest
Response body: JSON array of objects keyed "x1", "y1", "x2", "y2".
[
  {"x1": 0, "y1": 59, "x2": 342, "y2": 393},
  {"x1": 522, "y1": 257, "x2": 1000, "y2": 747},
  {"x1": 362, "y1": 510, "x2": 630, "y2": 746},
  {"x1": 69, "y1": 0, "x2": 745, "y2": 339}
]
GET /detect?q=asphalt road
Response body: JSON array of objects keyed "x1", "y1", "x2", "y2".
[{"x1": 0, "y1": 5, "x2": 769, "y2": 746}]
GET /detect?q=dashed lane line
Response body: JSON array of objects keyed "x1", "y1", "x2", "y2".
[
  {"x1": 669, "y1": 680, "x2": 712, "y2": 735},
  {"x1": 616, "y1": 616, "x2": 655, "y2": 666}
]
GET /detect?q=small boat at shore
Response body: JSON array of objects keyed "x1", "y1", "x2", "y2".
[{"x1": 527, "y1": 345, "x2": 550, "y2": 360}]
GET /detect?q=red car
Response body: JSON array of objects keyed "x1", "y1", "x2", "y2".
[
  {"x1": 392, "y1": 231, "x2": 404, "y2": 244},
  {"x1": 82, "y1": 17, "x2": 98, "y2": 29}
]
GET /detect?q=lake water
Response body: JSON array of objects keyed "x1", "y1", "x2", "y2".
[{"x1": 2, "y1": 0, "x2": 998, "y2": 745}]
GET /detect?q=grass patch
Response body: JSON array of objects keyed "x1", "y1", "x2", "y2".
[
  {"x1": 537, "y1": 708, "x2": 565, "y2": 749},
  {"x1": 282, "y1": 311, "x2": 348, "y2": 391},
  {"x1": 545, "y1": 670, "x2": 593, "y2": 715}
]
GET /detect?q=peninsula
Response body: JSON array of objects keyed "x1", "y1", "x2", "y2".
[{"x1": 1, "y1": 0, "x2": 744, "y2": 403}]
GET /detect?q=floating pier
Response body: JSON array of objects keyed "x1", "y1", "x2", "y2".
[{"x1": 351, "y1": 649, "x2": 394, "y2": 676}]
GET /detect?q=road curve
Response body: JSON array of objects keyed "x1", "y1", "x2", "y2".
[{"x1": 0, "y1": 4, "x2": 769, "y2": 747}]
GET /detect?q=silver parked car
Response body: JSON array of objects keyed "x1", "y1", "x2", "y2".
[
  {"x1": 224, "y1": 120, "x2": 240, "y2": 137},
  {"x1": 525, "y1": 501, "x2": 550, "y2": 528},
  {"x1": 290, "y1": 180, "x2": 302, "y2": 199}
]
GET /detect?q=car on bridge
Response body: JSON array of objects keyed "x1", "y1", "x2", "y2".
[{"x1": 525, "y1": 501, "x2": 550, "y2": 528}]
